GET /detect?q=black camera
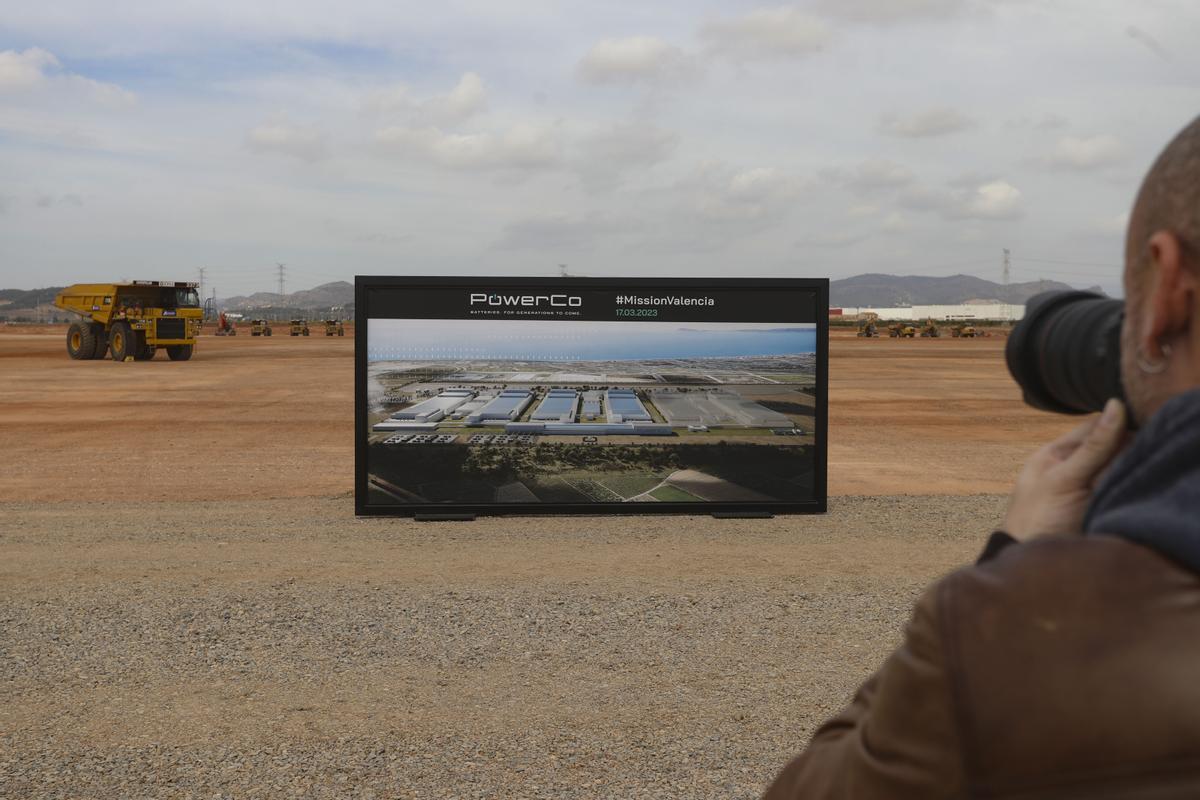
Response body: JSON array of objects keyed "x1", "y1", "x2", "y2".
[{"x1": 1005, "y1": 290, "x2": 1125, "y2": 415}]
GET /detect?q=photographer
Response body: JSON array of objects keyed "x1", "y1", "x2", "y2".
[{"x1": 764, "y1": 117, "x2": 1200, "y2": 799}]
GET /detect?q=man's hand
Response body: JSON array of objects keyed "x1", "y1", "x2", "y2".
[{"x1": 1003, "y1": 397, "x2": 1128, "y2": 541}]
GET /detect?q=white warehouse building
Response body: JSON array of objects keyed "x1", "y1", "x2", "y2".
[{"x1": 839, "y1": 304, "x2": 1025, "y2": 322}]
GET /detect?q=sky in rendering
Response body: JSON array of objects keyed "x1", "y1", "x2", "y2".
[
  {"x1": 368, "y1": 319, "x2": 817, "y2": 361},
  {"x1": 2, "y1": 1, "x2": 1197, "y2": 295}
]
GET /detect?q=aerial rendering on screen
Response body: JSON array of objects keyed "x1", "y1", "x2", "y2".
[{"x1": 362, "y1": 284, "x2": 820, "y2": 508}]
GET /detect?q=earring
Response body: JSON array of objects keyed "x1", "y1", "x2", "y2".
[{"x1": 1136, "y1": 343, "x2": 1172, "y2": 374}]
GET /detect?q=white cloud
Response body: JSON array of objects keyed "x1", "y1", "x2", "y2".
[
  {"x1": 879, "y1": 107, "x2": 975, "y2": 138},
  {"x1": 0, "y1": 47, "x2": 58, "y2": 90},
  {"x1": 1045, "y1": 134, "x2": 1124, "y2": 170},
  {"x1": 700, "y1": 7, "x2": 830, "y2": 61},
  {"x1": 900, "y1": 178, "x2": 1023, "y2": 220},
  {"x1": 246, "y1": 117, "x2": 328, "y2": 162},
  {"x1": 0, "y1": 46, "x2": 134, "y2": 106},
  {"x1": 576, "y1": 36, "x2": 693, "y2": 85},
  {"x1": 823, "y1": 158, "x2": 915, "y2": 191},
  {"x1": 431, "y1": 72, "x2": 486, "y2": 123},
  {"x1": 881, "y1": 211, "x2": 910, "y2": 233},
  {"x1": 816, "y1": 0, "x2": 967, "y2": 25},
  {"x1": 366, "y1": 72, "x2": 487, "y2": 126},
  {"x1": 954, "y1": 180, "x2": 1022, "y2": 220},
  {"x1": 374, "y1": 123, "x2": 563, "y2": 171},
  {"x1": 575, "y1": 120, "x2": 679, "y2": 188},
  {"x1": 684, "y1": 162, "x2": 804, "y2": 223}
]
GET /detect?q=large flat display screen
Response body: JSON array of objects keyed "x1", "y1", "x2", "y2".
[{"x1": 355, "y1": 277, "x2": 827, "y2": 516}]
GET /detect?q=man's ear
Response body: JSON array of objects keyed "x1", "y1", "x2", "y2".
[{"x1": 1144, "y1": 230, "x2": 1195, "y2": 356}]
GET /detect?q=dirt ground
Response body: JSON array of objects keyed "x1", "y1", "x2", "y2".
[
  {"x1": 0, "y1": 324, "x2": 1077, "y2": 798},
  {"x1": 0, "y1": 324, "x2": 1072, "y2": 503}
]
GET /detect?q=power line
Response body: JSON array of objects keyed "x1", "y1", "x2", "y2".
[{"x1": 276, "y1": 263, "x2": 286, "y2": 299}]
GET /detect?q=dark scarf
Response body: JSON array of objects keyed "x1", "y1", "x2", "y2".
[{"x1": 1084, "y1": 387, "x2": 1200, "y2": 572}]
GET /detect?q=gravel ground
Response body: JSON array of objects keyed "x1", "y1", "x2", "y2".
[{"x1": 1, "y1": 494, "x2": 1006, "y2": 799}]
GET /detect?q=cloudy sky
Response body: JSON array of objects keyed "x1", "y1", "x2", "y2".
[{"x1": 2, "y1": 0, "x2": 1197, "y2": 296}]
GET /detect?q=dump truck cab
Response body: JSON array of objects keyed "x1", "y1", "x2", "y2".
[
  {"x1": 323, "y1": 318, "x2": 345, "y2": 336},
  {"x1": 53, "y1": 281, "x2": 203, "y2": 362},
  {"x1": 250, "y1": 319, "x2": 273, "y2": 337},
  {"x1": 289, "y1": 319, "x2": 310, "y2": 336}
]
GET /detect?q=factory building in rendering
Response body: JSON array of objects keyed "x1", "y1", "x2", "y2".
[
  {"x1": 389, "y1": 388, "x2": 474, "y2": 423},
  {"x1": 531, "y1": 389, "x2": 580, "y2": 423},
  {"x1": 466, "y1": 389, "x2": 534, "y2": 424},
  {"x1": 650, "y1": 389, "x2": 793, "y2": 428},
  {"x1": 605, "y1": 389, "x2": 652, "y2": 423},
  {"x1": 581, "y1": 391, "x2": 603, "y2": 421}
]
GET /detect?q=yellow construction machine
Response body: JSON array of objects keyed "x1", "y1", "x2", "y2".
[
  {"x1": 918, "y1": 318, "x2": 941, "y2": 338},
  {"x1": 951, "y1": 324, "x2": 979, "y2": 338},
  {"x1": 855, "y1": 313, "x2": 880, "y2": 338},
  {"x1": 53, "y1": 281, "x2": 202, "y2": 361},
  {"x1": 250, "y1": 319, "x2": 273, "y2": 336},
  {"x1": 888, "y1": 323, "x2": 917, "y2": 338},
  {"x1": 290, "y1": 319, "x2": 310, "y2": 336},
  {"x1": 323, "y1": 318, "x2": 345, "y2": 336}
]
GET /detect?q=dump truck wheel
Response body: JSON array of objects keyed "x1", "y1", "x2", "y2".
[
  {"x1": 167, "y1": 344, "x2": 193, "y2": 361},
  {"x1": 89, "y1": 325, "x2": 109, "y2": 359},
  {"x1": 109, "y1": 323, "x2": 135, "y2": 361},
  {"x1": 266, "y1": 328, "x2": 272, "y2": 336},
  {"x1": 303, "y1": 330, "x2": 309, "y2": 336},
  {"x1": 66, "y1": 322, "x2": 97, "y2": 360}
]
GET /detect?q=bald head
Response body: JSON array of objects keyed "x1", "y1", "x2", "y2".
[{"x1": 1128, "y1": 115, "x2": 1200, "y2": 287}]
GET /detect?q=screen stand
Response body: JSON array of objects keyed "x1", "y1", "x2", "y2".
[
  {"x1": 414, "y1": 513, "x2": 477, "y2": 522},
  {"x1": 710, "y1": 511, "x2": 775, "y2": 519}
]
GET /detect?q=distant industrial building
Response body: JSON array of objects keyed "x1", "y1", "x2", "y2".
[
  {"x1": 834, "y1": 303, "x2": 1025, "y2": 322},
  {"x1": 605, "y1": 389, "x2": 652, "y2": 423},
  {"x1": 532, "y1": 388, "x2": 579, "y2": 423}
]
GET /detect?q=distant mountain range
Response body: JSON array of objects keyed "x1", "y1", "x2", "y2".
[
  {"x1": 218, "y1": 281, "x2": 353, "y2": 312},
  {"x1": 829, "y1": 273, "x2": 1105, "y2": 308},
  {"x1": 1, "y1": 274, "x2": 1108, "y2": 319},
  {"x1": 0, "y1": 287, "x2": 64, "y2": 311}
]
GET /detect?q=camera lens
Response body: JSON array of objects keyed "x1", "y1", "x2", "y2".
[{"x1": 1005, "y1": 290, "x2": 1125, "y2": 415}]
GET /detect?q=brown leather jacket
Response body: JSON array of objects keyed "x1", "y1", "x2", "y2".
[{"x1": 764, "y1": 533, "x2": 1200, "y2": 799}]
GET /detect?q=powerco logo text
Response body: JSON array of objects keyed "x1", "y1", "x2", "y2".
[{"x1": 470, "y1": 293, "x2": 582, "y2": 308}]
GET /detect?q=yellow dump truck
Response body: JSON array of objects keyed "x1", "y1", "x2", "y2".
[
  {"x1": 888, "y1": 323, "x2": 917, "y2": 338},
  {"x1": 323, "y1": 319, "x2": 345, "y2": 337},
  {"x1": 250, "y1": 319, "x2": 273, "y2": 337},
  {"x1": 952, "y1": 324, "x2": 979, "y2": 338},
  {"x1": 53, "y1": 281, "x2": 202, "y2": 361},
  {"x1": 289, "y1": 319, "x2": 310, "y2": 336}
]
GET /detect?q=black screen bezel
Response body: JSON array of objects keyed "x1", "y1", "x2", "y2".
[{"x1": 355, "y1": 275, "x2": 828, "y2": 516}]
